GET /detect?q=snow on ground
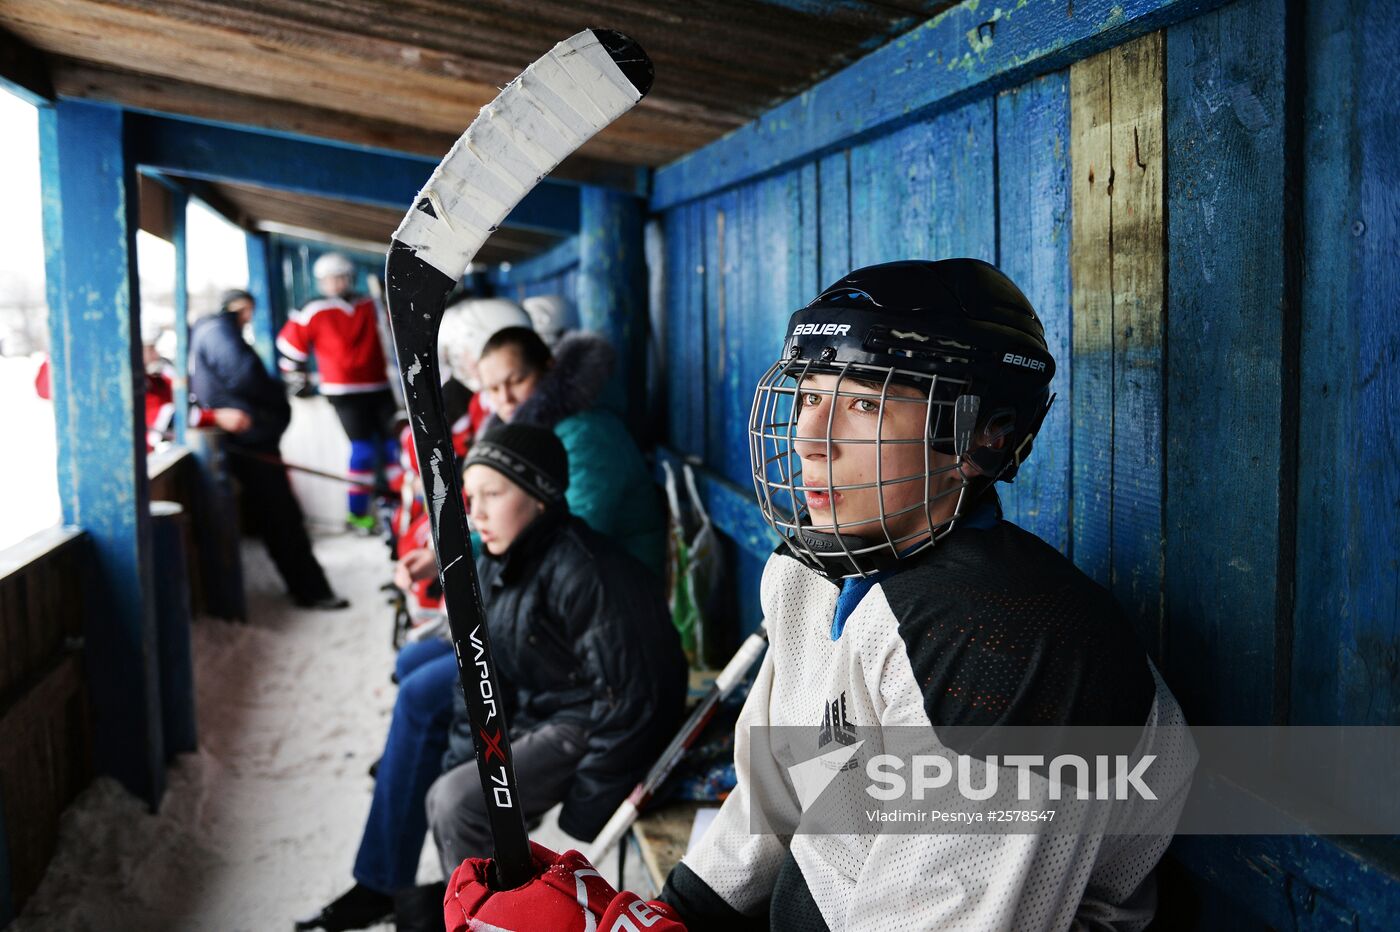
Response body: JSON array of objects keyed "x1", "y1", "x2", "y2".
[{"x1": 13, "y1": 529, "x2": 644, "y2": 931}]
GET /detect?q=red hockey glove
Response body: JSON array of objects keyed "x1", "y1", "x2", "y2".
[
  {"x1": 597, "y1": 889, "x2": 688, "y2": 931},
  {"x1": 445, "y1": 841, "x2": 686, "y2": 932}
]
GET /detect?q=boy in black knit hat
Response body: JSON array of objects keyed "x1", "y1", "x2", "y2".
[
  {"x1": 300, "y1": 423, "x2": 685, "y2": 932},
  {"x1": 425, "y1": 423, "x2": 688, "y2": 894}
]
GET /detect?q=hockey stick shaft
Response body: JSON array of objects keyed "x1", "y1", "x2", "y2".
[
  {"x1": 585, "y1": 627, "x2": 769, "y2": 861},
  {"x1": 385, "y1": 30, "x2": 652, "y2": 890},
  {"x1": 226, "y1": 447, "x2": 388, "y2": 491}
]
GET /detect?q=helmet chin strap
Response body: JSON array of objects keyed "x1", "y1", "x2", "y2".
[
  {"x1": 795, "y1": 525, "x2": 903, "y2": 578},
  {"x1": 793, "y1": 475, "x2": 1003, "y2": 579}
]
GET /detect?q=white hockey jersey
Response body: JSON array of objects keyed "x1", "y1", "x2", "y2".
[{"x1": 662, "y1": 517, "x2": 1197, "y2": 932}]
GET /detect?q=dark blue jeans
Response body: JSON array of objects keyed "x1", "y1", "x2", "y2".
[{"x1": 352, "y1": 636, "x2": 457, "y2": 893}]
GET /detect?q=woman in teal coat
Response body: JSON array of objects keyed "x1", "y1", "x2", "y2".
[{"x1": 475, "y1": 326, "x2": 665, "y2": 575}]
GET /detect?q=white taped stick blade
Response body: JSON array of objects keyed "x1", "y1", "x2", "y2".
[{"x1": 394, "y1": 30, "x2": 644, "y2": 280}]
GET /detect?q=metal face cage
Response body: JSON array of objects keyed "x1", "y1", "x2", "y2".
[{"x1": 748, "y1": 354, "x2": 978, "y2": 579}]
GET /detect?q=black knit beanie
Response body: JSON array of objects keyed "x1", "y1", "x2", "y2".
[
  {"x1": 464, "y1": 423, "x2": 569, "y2": 506},
  {"x1": 219, "y1": 288, "x2": 254, "y2": 313}
]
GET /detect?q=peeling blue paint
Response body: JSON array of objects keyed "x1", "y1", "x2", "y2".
[{"x1": 37, "y1": 99, "x2": 165, "y2": 808}]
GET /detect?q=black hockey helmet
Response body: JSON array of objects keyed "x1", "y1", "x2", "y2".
[
  {"x1": 785, "y1": 259, "x2": 1054, "y2": 458},
  {"x1": 749, "y1": 258, "x2": 1057, "y2": 578}
]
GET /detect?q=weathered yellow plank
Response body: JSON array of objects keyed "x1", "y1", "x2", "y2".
[
  {"x1": 1108, "y1": 32, "x2": 1166, "y2": 653},
  {"x1": 1069, "y1": 32, "x2": 1167, "y2": 655},
  {"x1": 1069, "y1": 50, "x2": 1116, "y2": 589}
]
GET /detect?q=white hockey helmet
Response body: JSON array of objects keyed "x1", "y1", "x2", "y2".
[
  {"x1": 312, "y1": 251, "x2": 355, "y2": 281},
  {"x1": 521, "y1": 295, "x2": 577, "y2": 349},
  {"x1": 140, "y1": 317, "x2": 165, "y2": 347},
  {"x1": 438, "y1": 298, "x2": 532, "y2": 384}
]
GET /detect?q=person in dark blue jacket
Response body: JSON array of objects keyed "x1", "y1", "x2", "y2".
[{"x1": 190, "y1": 289, "x2": 347, "y2": 609}]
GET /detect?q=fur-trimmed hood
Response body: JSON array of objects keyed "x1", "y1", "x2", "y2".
[{"x1": 498, "y1": 331, "x2": 615, "y2": 429}]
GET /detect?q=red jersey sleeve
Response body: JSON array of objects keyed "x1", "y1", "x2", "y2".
[{"x1": 276, "y1": 316, "x2": 311, "y2": 370}]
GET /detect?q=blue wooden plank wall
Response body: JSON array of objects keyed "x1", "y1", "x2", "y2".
[
  {"x1": 995, "y1": 73, "x2": 1072, "y2": 553},
  {"x1": 1164, "y1": 0, "x2": 1286, "y2": 727},
  {"x1": 494, "y1": 236, "x2": 581, "y2": 305},
  {"x1": 1294, "y1": 0, "x2": 1400, "y2": 730},
  {"x1": 648, "y1": 0, "x2": 1399, "y2": 921}
]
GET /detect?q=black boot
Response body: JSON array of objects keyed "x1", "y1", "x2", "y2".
[
  {"x1": 394, "y1": 882, "x2": 447, "y2": 932},
  {"x1": 294, "y1": 884, "x2": 393, "y2": 931}
]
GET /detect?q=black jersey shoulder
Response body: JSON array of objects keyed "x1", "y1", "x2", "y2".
[
  {"x1": 661, "y1": 862, "x2": 771, "y2": 931},
  {"x1": 877, "y1": 520, "x2": 1155, "y2": 736}
]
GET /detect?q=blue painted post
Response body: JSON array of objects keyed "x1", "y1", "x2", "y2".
[
  {"x1": 38, "y1": 99, "x2": 165, "y2": 807},
  {"x1": 245, "y1": 231, "x2": 278, "y2": 375},
  {"x1": 172, "y1": 188, "x2": 190, "y2": 443},
  {"x1": 578, "y1": 186, "x2": 647, "y2": 430},
  {"x1": 266, "y1": 236, "x2": 290, "y2": 342},
  {"x1": 128, "y1": 114, "x2": 579, "y2": 234}
]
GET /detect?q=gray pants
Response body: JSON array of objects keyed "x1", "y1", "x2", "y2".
[{"x1": 426, "y1": 719, "x2": 590, "y2": 876}]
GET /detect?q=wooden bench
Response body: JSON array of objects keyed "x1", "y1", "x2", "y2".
[{"x1": 628, "y1": 801, "x2": 706, "y2": 895}]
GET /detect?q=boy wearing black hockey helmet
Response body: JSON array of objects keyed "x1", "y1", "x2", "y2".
[{"x1": 658, "y1": 259, "x2": 1197, "y2": 931}]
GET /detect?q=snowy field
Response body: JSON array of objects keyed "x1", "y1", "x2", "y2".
[
  {"x1": 0, "y1": 354, "x2": 60, "y2": 550},
  {"x1": 0, "y1": 354, "x2": 351, "y2": 548},
  {"x1": 12, "y1": 531, "x2": 642, "y2": 931}
]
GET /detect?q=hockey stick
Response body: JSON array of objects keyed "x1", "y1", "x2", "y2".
[
  {"x1": 225, "y1": 446, "x2": 390, "y2": 493},
  {"x1": 584, "y1": 626, "x2": 769, "y2": 863},
  {"x1": 384, "y1": 30, "x2": 653, "y2": 890},
  {"x1": 365, "y1": 273, "x2": 407, "y2": 412}
]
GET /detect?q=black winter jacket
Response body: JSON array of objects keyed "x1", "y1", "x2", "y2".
[
  {"x1": 443, "y1": 506, "x2": 688, "y2": 841},
  {"x1": 189, "y1": 311, "x2": 290, "y2": 451}
]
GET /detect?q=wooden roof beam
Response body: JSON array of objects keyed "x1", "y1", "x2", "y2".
[
  {"x1": 135, "y1": 169, "x2": 255, "y2": 232},
  {"x1": 50, "y1": 60, "x2": 648, "y2": 194},
  {"x1": 0, "y1": 24, "x2": 53, "y2": 105}
]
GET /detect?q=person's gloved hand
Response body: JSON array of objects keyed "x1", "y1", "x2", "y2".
[
  {"x1": 283, "y1": 369, "x2": 316, "y2": 398},
  {"x1": 445, "y1": 841, "x2": 686, "y2": 932},
  {"x1": 597, "y1": 889, "x2": 688, "y2": 931}
]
